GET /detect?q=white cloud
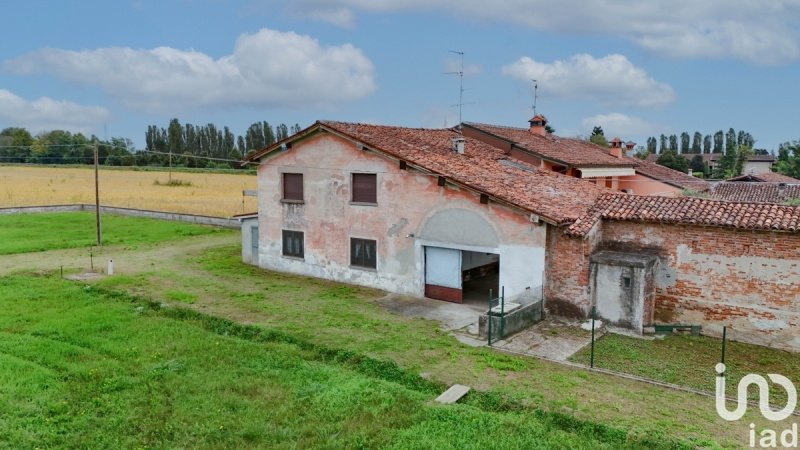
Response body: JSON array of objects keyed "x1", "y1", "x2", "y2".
[
  {"x1": 288, "y1": 0, "x2": 800, "y2": 64},
  {"x1": 581, "y1": 112, "x2": 662, "y2": 138},
  {"x1": 3, "y1": 28, "x2": 376, "y2": 113},
  {"x1": 0, "y1": 89, "x2": 110, "y2": 133},
  {"x1": 502, "y1": 54, "x2": 674, "y2": 108}
]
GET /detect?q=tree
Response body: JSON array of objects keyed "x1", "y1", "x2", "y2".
[
  {"x1": 692, "y1": 132, "x2": 702, "y2": 154},
  {"x1": 689, "y1": 154, "x2": 705, "y2": 176},
  {"x1": 659, "y1": 134, "x2": 668, "y2": 153},
  {"x1": 776, "y1": 140, "x2": 800, "y2": 178},
  {"x1": 713, "y1": 130, "x2": 724, "y2": 153},
  {"x1": 646, "y1": 136, "x2": 657, "y2": 154},
  {"x1": 167, "y1": 118, "x2": 184, "y2": 156},
  {"x1": 734, "y1": 145, "x2": 754, "y2": 176},
  {"x1": 669, "y1": 134, "x2": 678, "y2": 151},
  {"x1": 680, "y1": 132, "x2": 690, "y2": 153},
  {"x1": 725, "y1": 128, "x2": 736, "y2": 154},
  {"x1": 656, "y1": 149, "x2": 689, "y2": 173},
  {"x1": 703, "y1": 135, "x2": 712, "y2": 154},
  {"x1": 633, "y1": 145, "x2": 650, "y2": 160}
]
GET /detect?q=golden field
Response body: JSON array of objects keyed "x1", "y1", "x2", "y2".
[{"x1": 0, "y1": 165, "x2": 257, "y2": 217}]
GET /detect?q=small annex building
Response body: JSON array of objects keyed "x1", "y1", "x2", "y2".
[{"x1": 243, "y1": 120, "x2": 608, "y2": 304}]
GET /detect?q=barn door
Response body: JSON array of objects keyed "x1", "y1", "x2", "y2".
[
  {"x1": 424, "y1": 247, "x2": 463, "y2": 303},
  {"x1": 251, "y1": 225, "x2": 259, "y2": 264}
]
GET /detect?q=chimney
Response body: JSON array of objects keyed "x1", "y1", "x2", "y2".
[
  {"x1": 451, "y1": 136, "x2": 466, "y2": 154},
  {"x1": 528, "y1": 114, "x2": 548, "y2": 136},
  {"x1": 609, "y1": 137, "x2": 623, "y2": 158}
]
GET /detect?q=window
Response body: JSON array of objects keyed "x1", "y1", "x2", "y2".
[
  {"x1": 351, "y1": 173, "x2": 377, "y2": 204},
  {"x1": 282, "y1": 173, "x2": 303, "y2": 202},
  {"x1": 622, "y1": 276, "x2": 631, "y2": 289},
  {"x1": 282, "y1": 230, "x2": 304, "y2": 258},
  {"x1": 350, "y1": 238, "x2": 377, "y2": 269}
]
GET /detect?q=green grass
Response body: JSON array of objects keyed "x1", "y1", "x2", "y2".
[
  {"x1": 569, "y1": 332, "x2": 800, "y2": 404},
  {"x1": 0, "y1": 274, "x2": 687, "y2": 449},
  {"x1": 92, "y1": 245, "x2": 762, "y2": 447},
  {"x1": 0, "y1": 212, "x2": 224, "y2": 254}
]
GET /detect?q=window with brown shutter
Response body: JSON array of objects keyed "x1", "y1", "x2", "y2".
[
  {"x1": 282, "y1": 173, "x2": 303, "y2": 202},
  {"x1": 351, "y1": 173, "x2": 377, "y2": 204}
]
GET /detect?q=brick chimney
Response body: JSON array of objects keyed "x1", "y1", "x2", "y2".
[
  {"x1": 609, "y1": 137, "x2": 623, "y2": 158},
  {"x1": 528, "y1": 114, "x2": 548, "y2": 136}
]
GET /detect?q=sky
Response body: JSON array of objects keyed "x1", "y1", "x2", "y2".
[{"x1": 1, "y1": 0, "x2": 799, "y2": 152}]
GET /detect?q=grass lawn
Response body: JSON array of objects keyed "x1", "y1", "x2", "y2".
[
  {"x1": 0, "y1": 274, "x2": 683, "y2": 449},
  {"x1": 569, "y1": 332, "x2": 800, "y2": 405},
  {"x1": 2, "y1": 211, "x2": 783, "y2": 447},
  {"x1": 0, "y1": 212, "x2": 223, "y2": 255}
]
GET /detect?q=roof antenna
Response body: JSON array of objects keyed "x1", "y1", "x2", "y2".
[
  {"x1": 445, "y1": 50, "x2": 465, "y2": 132},
  {"x1": 531, "y1": 79, "x2": 538, "y2": 116}
]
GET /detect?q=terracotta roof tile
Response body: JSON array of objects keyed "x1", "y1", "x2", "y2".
[
  {"x1": 318, "y1": 121, "x2": 611, "y2": 224},
  {"x1": 727, "y1": 172, "x2": 800, "y2": 183},
  {"x1": 567, "y1": 193, "x2": 800, "y2": 236},
  {"x1": 463, "y1": 122, "x2": 636, "y2": 168},
  {"x1": 710, "y1": 182, "x2": 800, "y2": 204}
]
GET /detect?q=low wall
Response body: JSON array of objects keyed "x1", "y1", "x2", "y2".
[
  {"x1": 0, "y1": 204, "x2": 239, "y2": 228},
  {"x1": 478, "y1": 300, "x2": 544, "y2": 340}
]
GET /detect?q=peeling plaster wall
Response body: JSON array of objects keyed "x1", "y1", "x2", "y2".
[
  {"x1": 255, "y1": 132, "x2": 546, "y2": 299},
  {"x1": 601, "y1": 221, "x2": 800, "y2": 351}
]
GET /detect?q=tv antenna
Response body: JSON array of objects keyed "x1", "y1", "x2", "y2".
[
  {"x1": 531, "y1": 79, "x2": 539, "y2": 116},
  {"x1": 445, "y1": 50, "x2": 465, "y2": 130}
]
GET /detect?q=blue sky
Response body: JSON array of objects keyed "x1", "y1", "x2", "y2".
[{"x1": 1, "y1": 0, "x2": 798, "y2": 152}]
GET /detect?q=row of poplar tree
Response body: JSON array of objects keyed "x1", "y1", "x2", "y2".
[{"x1": 0, "y1": 119, "x2": 302, "y2": 169}]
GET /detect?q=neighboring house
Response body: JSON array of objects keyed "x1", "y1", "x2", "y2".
[
  {"x1": 244, "y1": 120, "x2": 608, "y2": 303},
  {"x1": 243, "y1": 120, "x2": 800, "y2": 351},
  {"x1": 463, "y1": 116, "x2": 708, "y2": 196},
  {"x1": 646, "y1": 152, "x2": 776, "y2": 175},
  {"x1": 727, "y1": 172, "x2": 800, "y2": 183}
]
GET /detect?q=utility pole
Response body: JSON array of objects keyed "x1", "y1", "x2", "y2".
[
  {"x1": 94, "y1": 141, "x2": 102, "y2": 246},
  {"x1": 169, "y1": 150, "x2": 173, "y2": 183}
]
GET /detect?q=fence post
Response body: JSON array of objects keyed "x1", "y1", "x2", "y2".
[
  {"x1": 499, "y1": 286, "x2": 505, "y2": 341},
  {"x1": 487, "y1": 288, "x2": 493, "y2": 346},
  {"x1": 590, "y1": 305, "x2": 596, "y2": 368},
  {"x1": 721, "y1": 326, "x2": 727, "y2": 366}
]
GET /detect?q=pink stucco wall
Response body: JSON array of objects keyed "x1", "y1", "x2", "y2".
[
  {"x1": 617, "y1": 174, "x2": 682, "y2": 196},
  {"x1": 255, "y1": 132, "x2": 547, "y2": 299}
]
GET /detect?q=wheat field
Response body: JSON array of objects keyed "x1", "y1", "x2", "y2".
[{"x1": 0, "y1": 166, "x2": 257, "y2": 217}]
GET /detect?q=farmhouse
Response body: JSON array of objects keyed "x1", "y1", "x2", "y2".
[
  {"x1": 463, "y1": 115, "x2": 709, "y2": 196},
  {"x1": 244, "y1": 120, "x2": 608, "y2": 304},
  {"x1": 244, "y1": 119, "x2": 800, "y2": 351}
]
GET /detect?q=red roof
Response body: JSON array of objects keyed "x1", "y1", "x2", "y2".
[
  {"x1": 567, "y1": 193, "x2": 800, "y2": 236},
  {"x1": 728, "y1": 172, "x2": 800, "y2": 183},
  {"x1": 246, "y1": 121, "x2": 611, "y2": 225},
  {"x1": 710, "y1": 182, "x2": 800, "y2": 204},
  {"x1": 463, "y1": 122, "x2": 636, "y2": 168}
]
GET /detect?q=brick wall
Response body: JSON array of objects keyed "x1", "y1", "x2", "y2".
[
  {"x1": 545, "y1": 220, "x2": 800, "y2": 350},
  {"x1": 544, "y1": 223, "x2": 599, "y2": 318}
]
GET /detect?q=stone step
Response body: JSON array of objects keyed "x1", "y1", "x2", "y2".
[{"x1": 434, "y1": 384, "x2": 471, "y2": 404}]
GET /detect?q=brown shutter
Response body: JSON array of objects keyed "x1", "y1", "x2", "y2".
[
  {"x1": 352, "y1": 173, "x2": 377, "y2": 203},
  {"x1": 283, "y1": 173, "x2": 303, "y2": 201}
]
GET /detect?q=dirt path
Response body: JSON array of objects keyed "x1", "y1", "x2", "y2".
[{"x1": 0, "y1": 233, "x2": 239, "y2": 276}]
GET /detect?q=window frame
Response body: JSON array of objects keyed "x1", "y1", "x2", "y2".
[
  {"x1": 350, "y1": 237, "x2": 377, "y2": 270},
  {"x1": 350, "y1": 172, "x2": 378, "y2": 205},
  {"x1": 281, "y1": 172, "x2": 304, "y2": 203},
  {"x1": 281, "y1": 229, "x2": 305, "y2": 259}
]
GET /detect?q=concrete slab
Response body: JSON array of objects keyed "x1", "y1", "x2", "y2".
[
  {"x1": 376, "y1": 294, "x2": 482, "y2": 332},
  {"x1": 435, "y1": 384, "x2": 471, "y2": 404},
  {"x1": 492, "y1": 317, "x2": 604, "y2": 361}
]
